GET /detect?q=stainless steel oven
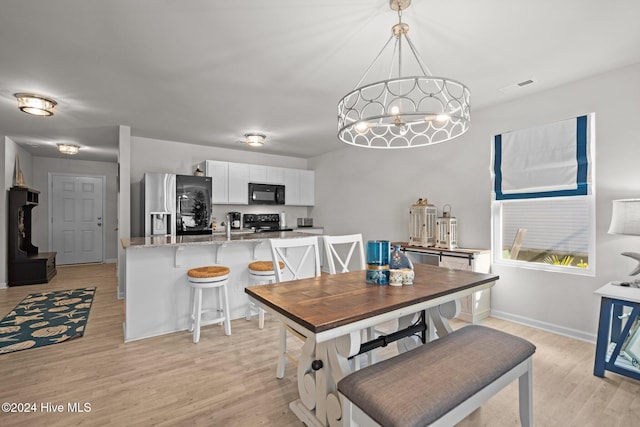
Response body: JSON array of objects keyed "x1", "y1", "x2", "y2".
[{"x1": 248, "y1": 182, "x2": 285, "y2": 205}]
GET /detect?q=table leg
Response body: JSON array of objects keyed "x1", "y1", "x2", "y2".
[
  {"x1": 291, "y1": 331, "x2": 361, "y2": 427},
  {"x1": 594, "y1": 297, "x2": 612, "y2": 377}
]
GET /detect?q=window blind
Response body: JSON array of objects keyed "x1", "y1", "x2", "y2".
[{"x1": 492, "y1": 114, "x2": 593, "y2": 200}]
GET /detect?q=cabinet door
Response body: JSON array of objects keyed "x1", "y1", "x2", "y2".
[
  {"x1": 206, "y1": 161, "x2": 229, "y2": 204},
  {"x1": 249, "y1": 165, "x2": 267, "y2": 183},
  {"x1": 228, "y1": 162, "x2": 250, "y2": 204},
  {"x1": 283, "y1": 168, "x2": 300, "y2": 206},
  {"x1": 266, "y1": 167, "x2": 284, "y2": 184},
  {"x1": 299, "y1": 170, "x2": 315, "y2": 206},
  {"x1": 440, "y1": 252, "x2": 491, "y2": 323},
  {"x1": 439, "y1": 256, "x2": 471, "y2": 271}
]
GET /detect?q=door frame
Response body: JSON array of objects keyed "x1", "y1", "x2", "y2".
[{"x1": 48, "y1": 172, "x2": 107, "y2": 264}]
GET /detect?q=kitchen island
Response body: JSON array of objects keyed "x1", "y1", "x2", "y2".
[{"x1": 121, "y1": 231, "x2": 319, "y2": 342}]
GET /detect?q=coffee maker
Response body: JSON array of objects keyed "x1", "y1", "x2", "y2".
[{"x1": 228, "y1": 211, "x2": 242, "y2": 229}]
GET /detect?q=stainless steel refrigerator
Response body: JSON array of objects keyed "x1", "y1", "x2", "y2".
[
  {"x1": 175, "y1": 174, "x2": 213, "y2": 235},
  {"x1": 143, "y1": 172, "x2": 176, "y2": 237}
]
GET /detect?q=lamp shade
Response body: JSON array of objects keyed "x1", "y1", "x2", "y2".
[{"x1": 608, "y1": 199, "x2": 640, "y2": 235}]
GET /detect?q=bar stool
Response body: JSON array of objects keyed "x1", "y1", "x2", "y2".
[
  {"x1": 188, "y1": 265, "x2": 231, "y2": 343},
  {"x1": 245, "y1": 260, "x2": 284, "y2": 329}
]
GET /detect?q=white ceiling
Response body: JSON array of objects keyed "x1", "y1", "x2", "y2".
[{"x1": 2, "y1": 0, "x2": 639, "y2": 163}]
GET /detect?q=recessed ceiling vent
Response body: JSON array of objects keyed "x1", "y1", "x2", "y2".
[{"x1": 499, "y1": 78, "x2": 536, "y2": 93}]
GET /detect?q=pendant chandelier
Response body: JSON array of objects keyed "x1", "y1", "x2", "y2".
[{"x1": 337, "y1": 0, "x2": 470, "y2": 149}]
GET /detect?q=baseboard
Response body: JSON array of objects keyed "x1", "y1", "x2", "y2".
[
  {"x1": 490, "y1": 309, "x2": 596, "y2": 344},
  {"x1": 105, "y1": 258, "x2": 117, "y2": 264},
  {"x1": 0, "y1": 282, "x2": 7, "y2": 289}
]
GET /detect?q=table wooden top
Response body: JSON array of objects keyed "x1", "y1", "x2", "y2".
[{"x1": 245, "y1": 264, "x2": 498, "y2": 334}]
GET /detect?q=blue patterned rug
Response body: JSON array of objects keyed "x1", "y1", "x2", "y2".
[{"x1": 0, "y1": 287, "x2": 96, "y2": 354}]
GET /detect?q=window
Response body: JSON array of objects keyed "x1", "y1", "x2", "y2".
[{"x1": 491, "y1": 114, "x2": 595, "y2": 275}]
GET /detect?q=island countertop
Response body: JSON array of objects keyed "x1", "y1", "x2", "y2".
[{"x1": 121, "y1": 230, "x2": 316, "y2": 249}]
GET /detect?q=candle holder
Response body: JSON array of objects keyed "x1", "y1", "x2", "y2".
[{"x1": 366, "y1": 240, "x2": 390, "y2": 285}]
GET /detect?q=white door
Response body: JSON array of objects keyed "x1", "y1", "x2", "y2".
[{"x1": 51, "y1": 174, "x2": 104, "y2": 265}]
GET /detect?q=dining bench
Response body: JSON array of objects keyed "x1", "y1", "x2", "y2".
[{"x1": 337, "y1": 324, "x2": 536, "y2": 427}]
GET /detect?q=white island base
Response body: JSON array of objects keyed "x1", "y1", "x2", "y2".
[{"x1": 122, "y1": 232, "x2": 317, "y2": 342}]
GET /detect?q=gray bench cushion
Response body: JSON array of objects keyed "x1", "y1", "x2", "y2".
[{"x1": 337, "y1": 325, "x2": 536, "y2": 427}]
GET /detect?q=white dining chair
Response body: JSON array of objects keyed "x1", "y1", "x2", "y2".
[
  {"x1": 322, "y1": 233, "x2": 377, "y2": 367},
  {"x1": 322, "y1": 233, "x2": 366, "y2": 274},
  {"x1": 269, "y1": 236, "x2": 322, "y2": 379}
]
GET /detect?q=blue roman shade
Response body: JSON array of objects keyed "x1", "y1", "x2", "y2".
[{"x1": 492, "y1": 114, "x2": 594, "y2": 200}]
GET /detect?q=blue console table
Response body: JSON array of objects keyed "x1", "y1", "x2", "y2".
[{"x1": 594, "y1": 282, "x2": 640, "y2": 381}]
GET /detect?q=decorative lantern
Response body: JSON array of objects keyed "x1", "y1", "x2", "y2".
[
  {"x1": 409, "y1": 198, "x2": 437, "y2": 247},
  {"x1": 436, "y1": 204, "x2": 458, "y2": 250}
]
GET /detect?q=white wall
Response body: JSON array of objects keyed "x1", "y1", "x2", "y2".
[
  {"x1": 129, "y1": 136, "x2": 310, "y2": 237},
  {"x1": 309, "y1": 62, "x2": 640, "y2": 341},
  {"x1": 31, "y1": 157, "x2": 119, "y2": 262}
]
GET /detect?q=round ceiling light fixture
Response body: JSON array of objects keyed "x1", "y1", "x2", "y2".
[
  {"x1": 57, "y1": 143, "x2": 80, "y2": 155},
  {"x1": 14, "y1": 93, "x2": 58, "y2": 117},
  {"x1": 244, "y1": 133, "x2": 266, "y2": 147}
]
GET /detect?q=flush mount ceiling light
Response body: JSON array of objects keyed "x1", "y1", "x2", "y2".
[
  {"x1": 14, "y1": 93, "x2": 57, "y2": 117},
  {"x1": 244, "y1": 133, "x2": 266, "y2": 147},
  {"x1": 57, "y1": 143, "x2": 79, "y2": 155},
  {"x1": 337, "y1": 0, "x2": 471, "y2": 149}
]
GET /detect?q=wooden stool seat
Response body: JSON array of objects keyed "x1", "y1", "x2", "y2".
[
  {"x1": 248, "y1": 261, "x2": 285, "y2": 274},
  {"x1": 246, "y1": 261, "x2": 284, "y2": 328},
  {"x1": 188, "y1": 265, "x2": 230, "y2": 280},
  {"x1": 188, "y1": 265, "x2": 231, "y2": 342}
]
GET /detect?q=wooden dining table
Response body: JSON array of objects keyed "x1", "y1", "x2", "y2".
[{"x1": 245, "y1": 263, "x2": 499, "y2": 427}]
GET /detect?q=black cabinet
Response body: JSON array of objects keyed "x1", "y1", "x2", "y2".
[{"x1": 7, "y1": 186, "x2": 57, "y2": 286}]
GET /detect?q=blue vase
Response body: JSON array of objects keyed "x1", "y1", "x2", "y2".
[{"x1": 366, "y1": 240, "x2": 390, "y2": 285}]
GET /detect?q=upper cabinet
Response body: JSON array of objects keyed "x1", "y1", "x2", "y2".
[
  {"x1": 228, "y1": 162, "x2": 250, "y2": 204},
  {"x1": 206, "y1": 160, "x2": 314, "y2": 206},
  {"x1": 205, "y1": 161, "x2": 229, "y2": 204},
  {"x1": 249, "y1": 165, "x2": 284, "y2": 184},
  {"x1": 284, "y1": 168, "x2": 315, "y2": 206}
]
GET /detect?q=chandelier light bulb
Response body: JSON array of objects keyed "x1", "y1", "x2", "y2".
[{"x1": 355, "y1": 122, "x2": 369, "y2": 133}]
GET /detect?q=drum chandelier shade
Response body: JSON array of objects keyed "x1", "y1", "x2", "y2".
[{"x1": 337, "y1": 0, "x2": 471, "y2": 149}]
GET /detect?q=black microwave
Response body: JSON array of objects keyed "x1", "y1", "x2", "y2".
[{"x1": 248, "y1": 183, "x2": 285, "y2": 205}]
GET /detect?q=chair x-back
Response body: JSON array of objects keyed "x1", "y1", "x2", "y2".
[
  {"x1": 269, "y1": 236, "x2": 322, "y2": 378},
  {"x1": 322, "y1": 233, "x2": 366, "y2": 274}
]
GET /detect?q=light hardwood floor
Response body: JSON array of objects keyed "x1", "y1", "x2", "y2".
[{"x1": 0, "y1": 263, "x2": 638, "y2": 426}]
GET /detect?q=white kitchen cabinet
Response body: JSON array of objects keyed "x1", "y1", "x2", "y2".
[
  {"x1": 228, "y1": 162, "x2": 250, "y2": 204},
  {"x1": 249, "y1": 165, "x2": 267, "y2": 183},
  {"x1": 249, "y1": 165, "x2": 284, "y2": 184},
  {"x1": 283, "y1": 168, "x2": 300, "y2": 205},
  {"x1": 299, "y1": 169, "x2": 315, "y2": 206},
  {"x1": 205, "y1": 160, "x2": 229, "y2": 204},
  {"x1": 207, "y1": 160, "x2": 315, "y2": 206},
  {"x1": 284, "y1": 168, "x2": 315, "y2": 206},
  {"x1": 266, "y1": 166, "x2": 284, "y2": 184},
  {"x1": 401, "y1": 244, "x2": 491, "y2": 323}
]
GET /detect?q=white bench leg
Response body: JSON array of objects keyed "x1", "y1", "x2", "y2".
[{"x1": 519, "y1": 358, "x2": 533, "y2": 427}]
